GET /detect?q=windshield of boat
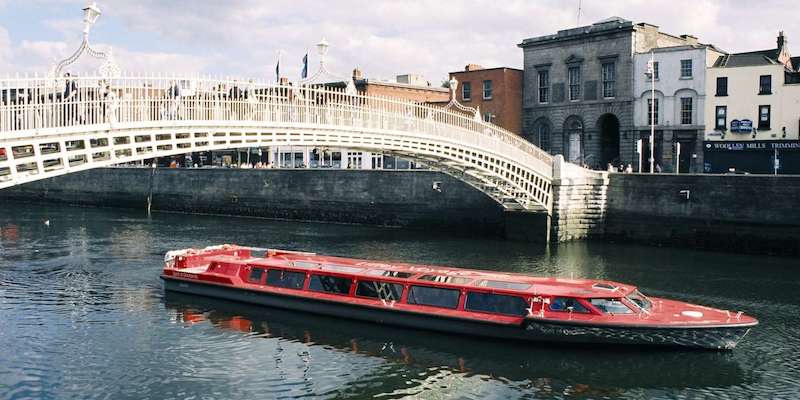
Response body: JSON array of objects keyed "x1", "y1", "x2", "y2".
[
  {"x1": 626, "y1": 290, "x2": 652, "y2": 311},
  {"x1": 588, "y1": 298, "x2": 634, "y2": 314}
]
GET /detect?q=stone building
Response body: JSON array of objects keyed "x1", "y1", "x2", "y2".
[
  {"x1": 518, "y1": 17, "x2": 703, "y2": 169},
  {"x1": 446, "y1": 64, "x2": 524, "y2": 134},
  {"x1": 704, "y1": 32, "x2": 800, "y2": 174},
  {"x1": 632, "y1": 43, "x2": 726, "y2": 173}
]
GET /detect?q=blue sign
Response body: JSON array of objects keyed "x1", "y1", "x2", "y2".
[{"x1": 730, "y1": 119, "x2": 753, "y2": 133}]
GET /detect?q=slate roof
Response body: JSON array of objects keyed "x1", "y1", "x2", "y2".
[{"x1": 713, "y1": 49, "x2": 781, "y2": 68}]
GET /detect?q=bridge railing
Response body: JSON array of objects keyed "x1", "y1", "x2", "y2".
[{"x1": 0, "y1": 74, "x2": 553, "y2": 168}]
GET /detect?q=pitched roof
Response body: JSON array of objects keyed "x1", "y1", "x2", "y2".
[{"x1": 713, "y1": 49, "x2": 780, "y2": 68}]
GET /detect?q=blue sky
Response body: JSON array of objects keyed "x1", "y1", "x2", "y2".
[{"x1": 0, "y1": 0, "x2": 797, "y2": 83}]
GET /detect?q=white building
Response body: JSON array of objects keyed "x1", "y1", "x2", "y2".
[
  {"x1": 633, "y1": 42, "x2": 725, "y2": 172},
  {"x1": 704, "y1": 32, "x2": 800, "y2": 174}
]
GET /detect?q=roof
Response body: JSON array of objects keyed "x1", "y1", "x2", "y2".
[
  {"x1": 713, "y1": 49, "x2": 781, "y2": 68},
  {"x1": 791, "y1": 56, "x2": 800, "y2": 70},
  {"x1": 519, "y1": 17, "x2": 634, "y2": 47},
  {"x1": 449, "y1": 66, "x2": 523, "y2": 75},
  {"x1": 354, "y1": 79, "x2": 448, "y2": 92}
]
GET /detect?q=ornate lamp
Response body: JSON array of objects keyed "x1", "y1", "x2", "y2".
[
  {"x1": 51, "y1": 1, "x2": 119, "y2": 78},
  {"x1": 299, "y1": 37, "x2": 356, "y2": 94},
  {"x1": 82, "y1": 2, "x2": 101, "y2": 36},
  {"x1": 316, "y1": 38, "x2": 330, "y2": 62},
  {"x1": 442, "y1": 77, "x2": 480, "y2": 121}
]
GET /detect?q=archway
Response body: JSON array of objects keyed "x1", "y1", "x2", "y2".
[
  {"x1": 598, "y1": 114, "x2": 620, "y2": 167},
  {"x1": 563, "y1": 116, "x2": 584, "y2": 164}
]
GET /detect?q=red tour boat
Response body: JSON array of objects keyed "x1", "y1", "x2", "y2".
[{"x1": 161, "y1": 245, "x2": 757, "y2": 349}]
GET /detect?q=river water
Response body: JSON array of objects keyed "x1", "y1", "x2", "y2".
[{"x1": 0, "y1": 203, "x2": 798, "y2": 399}]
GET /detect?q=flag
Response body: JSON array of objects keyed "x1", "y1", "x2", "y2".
[
  {"x1": 301, "y1": 53, "x2": 308, "y2": 79},
  {"x1": 275, "y1": 58, "x2": 280, "y2": 83}
]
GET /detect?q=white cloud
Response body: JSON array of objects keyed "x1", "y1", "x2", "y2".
[{"x1": 1, "y1": 0, "x2": 798, "y2": 82}]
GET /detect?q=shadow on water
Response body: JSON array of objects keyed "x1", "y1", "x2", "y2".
[{"x1": 163, "y1": 291, "x2": 753, "y2": 393}]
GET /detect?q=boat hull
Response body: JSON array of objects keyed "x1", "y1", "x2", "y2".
[{"x1": 162, "y1": 277, "x2": 753, "y2": 350}]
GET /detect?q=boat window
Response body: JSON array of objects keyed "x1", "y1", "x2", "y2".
[
  {"x1": 589, "y1": 298, "x2": 634, "y2": 314},
  {"x1": 364, "y1": 270, "x2": 414, "y2": 279},
  {"x1": 320, "y1": 264, "x2": 362, "y2": 274},
  {"x1": 592, "y1": 282, "x2": 618, "y2": 291},
  {"x1": 465, "y1": 292, "x2": 528, "y2": 316},
  {"x1": 407, "y1": 286, "x2": 460, "y2": 309},
  {"x1": 476, "y1": 280, "x2": 532, "y2": 291},
  {"x1": 248, "y1": 267, "x2": 264, "y2": 283},
  {"x1": 417, "y1": 275, "x2": 472, "y2": 285},
  {"x1": 292, "y1": 261, "x2": 319, "y2": 269},
  {"x1": 549, "y1": 297, "x2": 591, "y2": 313},
  {"x1": 355, "y1": 280, "x2": 404, "y2": 301},
  {"x1": 266, "y1": 269, "x2": 306, "y2": 290},
  {"x1": 309, "y1": 274, "x2": 352, "y2": 295},
  {"x1": 626, "y1": 290, "x2": 652, "y2": 311}
]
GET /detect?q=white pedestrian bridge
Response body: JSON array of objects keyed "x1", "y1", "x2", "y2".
[{"x1": 0, "y1": 74, "x2": 594, "y2": 213}]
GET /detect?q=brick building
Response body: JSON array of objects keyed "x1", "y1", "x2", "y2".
[
  {"x1": 445, "y1": 64, "x2": 524, "y2": 134},
  {"x1": 519, "y1": 17, "x2": 703, "y2": 169},
  {"x1": 352, "y1": 69, "x2": 450, "y2": 103}
]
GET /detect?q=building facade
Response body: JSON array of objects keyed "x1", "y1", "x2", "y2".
[
  {"x1": 447, "y1": 64, "x2": 524, "y2": 134},
  {"x1": 633, "y1": 43, "x2": 725, "y2": 172},
  {"x1": 519, "y1": 18, "x2": 704, "y2": 169},
  {"x1": 704, "y1": 32, "x2": 800, "y2": 174}
]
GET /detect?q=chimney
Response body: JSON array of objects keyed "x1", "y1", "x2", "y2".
[
  {"x1": 464, "y1": 64, "x2": 483, "y2": 71},
  {"x1": 680, "y1": 34, "x2": 698, "y2": 45},
  {"x1": 778, "y1": 31, "x2": 787, "y2": 51},
  {"x1": 278, "y1": 77, "x2": 289, "y2": 86},
  {"x1": 352, "y1": 67, "x2": 363, "y2": 81}
]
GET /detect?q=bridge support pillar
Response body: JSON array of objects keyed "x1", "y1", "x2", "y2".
[{"x1": 549, "y1": 155, "x2": 609, "y2": 242}]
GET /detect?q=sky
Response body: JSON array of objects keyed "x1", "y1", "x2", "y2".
[{"x1": 0, "y1": 0, "x2": 797, "y2": 84}]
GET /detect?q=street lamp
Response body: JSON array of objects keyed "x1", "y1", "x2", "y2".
[
  {"x1": 82, "y1": 2, "x2": 102, "y2": 36},
  {"x1": 316, "y1": 38, "x2": 329, "y2": 61},
  {"x1": 646, "y1": 51, "x2": 656, "y2": 174}
]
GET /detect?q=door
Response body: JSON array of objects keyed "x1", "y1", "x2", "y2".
[{"x1": 568, "y1": 133, "x2": 582, "y2": 164}]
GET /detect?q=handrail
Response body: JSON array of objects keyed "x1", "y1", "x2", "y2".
[{"x1": 0, "y1": 74, "x2": 553, "y2": 168}]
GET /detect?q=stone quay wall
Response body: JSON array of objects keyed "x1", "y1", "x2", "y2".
[
  {"x1": 0, "y1": 168, "x2": 507, "y2": 236},
  {"x1": 604, "y1": 173, "x2": 800, "y2": 256}
]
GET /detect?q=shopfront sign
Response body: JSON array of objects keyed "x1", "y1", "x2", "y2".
[
  {"x1": 705, "y1": 140, "x2": 800, "y2": 152},
  {"x1": 730, "y1": 119, "x2": 753, "y2": 133}
]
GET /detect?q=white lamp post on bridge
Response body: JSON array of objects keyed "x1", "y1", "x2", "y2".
[{"x1": 52, "y1": 1, "x2": 120, "y2": 79}]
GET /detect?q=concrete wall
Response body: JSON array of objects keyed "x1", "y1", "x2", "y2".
[
  {"x1": 605, "y1": 173, "x2": 800, "y2": 256},
  {"x1": 0, "y1": 168, "x2": 507, "y2": 236}
]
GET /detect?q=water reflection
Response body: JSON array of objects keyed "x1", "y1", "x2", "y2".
[{"x1": 164, "y1": 292, "x2": 752, "y2": 394}]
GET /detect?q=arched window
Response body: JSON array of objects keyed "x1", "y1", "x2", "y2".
[{"x1": 530, "y1": 118, "x2": 552, "y2": 152}]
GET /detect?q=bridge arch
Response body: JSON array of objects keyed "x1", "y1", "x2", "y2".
[{"x1": 0, "y1": 75, "x2": 564, "y2": 212}]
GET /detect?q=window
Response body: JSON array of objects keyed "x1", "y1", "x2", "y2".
[
  {"x1": 549, "y1": 297, "x2": 591, "y2": 313},
  {"x1": 364, "y1": 270, "x2": 413, "y2": 279},
  {"x1": 537, "y1": 123, "x2": 551, "y2": 152},
  {"x1": 248, "y1": 268, "x2": 264, "y2": 284},
  {"x1": 309, "y1": 274, "x2": 352, "y2": 295},
  {"x1": 462, "y1": 82, "x2": 471, "y2": 101},
  {"x1": 266, "y1": 269, "x2": 306, "y2": 289},
  {"x1": 417, "y1": 275, "x2": 472, "y2": 285},
  {"x1": 626, "y1": 290, "x2": 652, "y2": 311},
  {"x1": 601, "y1": 62, "x2": 616, "y2": 98},
  {"x1": 589, "y1": 298, "x2": 633, "y2": 314},
  {"x1": 759, "y1": 105, "x2": 771, "y2": 130},
  {"x1": 680, "y1": 59, "x2": 692, "y2": 78},
  {"x1": 716, "y1": 77, "x2": 728, "y2": 96},
  {"x1": 465, "y1": 292, "x2": 529, "y2": 316},
  {"x1": 476, "y1": 280, "x2": 532, "y2": 291},
  {"x1": 568, "y1": 66, "x2": 581, "y2": 101},
  {"x1": 680, "y1": 97, "x2": 693, "y2": 125},
  {"x1": 759, "y1": 75, "x2": 772, "y2": 95},
  {"x1": 355, "y1": 280, "x2": 404, "y2": 300},
  {"x1": 652, "y1": 61, "x2": 659, "y2": 79},
  {"x1": 716, "y1": 106, "x2": 727, "y2": 130},
  {"x1": 407, "y1": 285, "x2": 460, "y2": 309},
  {"x1": 537, "y1": 70, "x2": 549, "y2": 103},
  {"x1": 647, "y1": 98, "x2": 659, "y2": 125},
  {"x1": 482, "y1": 80, "x2": 492, "y2": 99},
  {"x1": 483, "y1": 112, "x2": 493, "y2": 122}
]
